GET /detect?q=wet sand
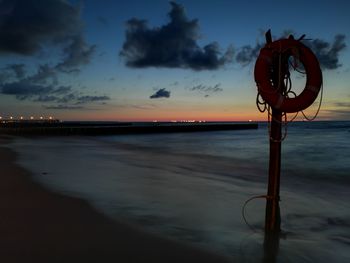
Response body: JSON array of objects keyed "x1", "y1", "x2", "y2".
[{"x1": 0, "y1": 137, "x2": 228, "y2": 263}]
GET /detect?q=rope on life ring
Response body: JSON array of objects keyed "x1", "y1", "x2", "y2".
[{"x1": 254, "y1": 38, "x2": 322, "y2": 113}]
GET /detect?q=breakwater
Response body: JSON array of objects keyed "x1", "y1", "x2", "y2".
[{"x1": 0, "y1": 122, "x2": 258, "y2": 136}]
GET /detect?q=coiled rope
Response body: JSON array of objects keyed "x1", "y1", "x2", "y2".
[
  {"x1": 243, "y1": 42, "x2": 323, "y2": 232},
  {"x1": 255, "y1": 47, "x2": 323, "y2": 142}
]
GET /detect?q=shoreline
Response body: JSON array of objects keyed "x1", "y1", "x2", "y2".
[{"x1": 0, "y1": 136, "x2": 228, "y2": 262}]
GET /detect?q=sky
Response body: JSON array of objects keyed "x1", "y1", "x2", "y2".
[{"x1": 0, "y1": 0, "x2": 349, "y2": 121}]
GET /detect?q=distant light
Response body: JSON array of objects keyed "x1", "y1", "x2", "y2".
[
  {"x1": 30, "y1": 116, "x2": 34, "y2": 120},
  {"x1": 10, "y1": 116, "x2": 13, "y2": 119},
  {"x1": 40, "y1": 116, "x2": 43, "y2": 120},
  {"x1": 20, "y1": 116, "x2": 23, "y2": 120},
  {"x1": 49, "y1": 116, "x2": 53, "y2": 120},
  {"x1": 249, "y1": 119, "x2": 252, "y2": 122},
  {"x1": 0, "y1": 116, "x2": 2, "y2": 119}
]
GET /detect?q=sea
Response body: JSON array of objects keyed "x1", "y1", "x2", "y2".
[{"x1": 8, "y1": 121, "x2": 350, "y2": 262}]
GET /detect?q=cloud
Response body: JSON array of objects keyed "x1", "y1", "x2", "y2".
[
  {"x1": 1, "y1": 82, "x2": 53, "y2": 100},
  {"x1": 0, "y1": 79, "x2": 110, "y2": 106},
  {"x1": 0, "y1": 72, "x2": 10, "y2": 83},
  {"x1": 0, "y1": 0, "x2": 109, "y2": 111},
  {"x1": 43, "y1": 105, "x2": 84, "y2": 110},
  {"x1": 0, "y1": 0, "x2": 106, "y2": 109},
  {"x1": 46, "y1": 93, "x2": 110, "y2": 105},
  {"x1": 235, "y1": 33, "x2": 346, "y2": 70},
  {"x1": 306, "y1": 35, "x2": 346, "y2": 70},
  {"x1": 120, "y1": 2, "x2": 234, "y2": 70},
  {"x1": 150, "y1": 88, "x2": 171, "y2": 99},
  {"x1": 334, "y1": 102, "x2": 350, "y2": 108},
  {"x1": 76, "y1": 95, "x2": 110, "y2": 104},
  {"x1": 0, "y1": 0, "x2": 95, "y2": 72},
  {"x1": 236, "y1": 43, "x2": 263, "y2": 66},
  {"x1": 6, "y1": 64, "x2": 26, "y2": 79},
  {"x1": 1, "y1": 64, "x2": 62, "y2": 100},
  {"x1": 189, "y1": 83, "x2": 223, "y2": 93},
  {"x1": 51, "y1": 86, "x2": 72, "y2": 94},
  {"x1": 26, "y1": 64, "x2": 57, "y2": 84},
  {"x1": 0, "y1": 0, "x2": 80, "y2": 55},
  {"x1": 56, "y1": 35, "x2": 97, "y2": 72},
  {"x1": 0, "y1": 64, "x2": 110, "y2": 106},
  {"x1": 55, "y1": 93, "x2": 76, "y2": 103},
  {"x1": 322, "y1": 100, "x2": 350, "y2": 120},
  {"x1": 323, "y1": 109, "x2": 350, "y2": 120},
  {"x1": 36, "y1": 95, "x2": 60, "y2": 102}
]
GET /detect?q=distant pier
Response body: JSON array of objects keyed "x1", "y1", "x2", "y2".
[{"x1": 0, "y1": 121, "x2": 258, "y2": 136}]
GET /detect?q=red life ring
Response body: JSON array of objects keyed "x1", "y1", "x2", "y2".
[{"x1": 254, "y1": 39, "x2": 322, "y2": 113}]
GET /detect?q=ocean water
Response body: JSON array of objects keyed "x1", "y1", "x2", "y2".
[{"x1": 9, "y1": 121, "x2": 350, "y2": 262}]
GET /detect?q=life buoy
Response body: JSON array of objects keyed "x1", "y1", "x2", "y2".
[{"x1": 254, "y1": 39, "x2": 322, "y2": 113}]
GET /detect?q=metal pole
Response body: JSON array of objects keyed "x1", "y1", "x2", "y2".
[
  {"x1": 265, "y1": 109, "x2": 282, "y2": 232},
  {"x1": 264, "y1": 30, "x2": 281, "y2": 233}
]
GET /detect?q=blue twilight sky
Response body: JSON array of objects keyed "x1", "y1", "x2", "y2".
[{"x1": 0, "y1": 0, "x2": 349, "y2": 121}]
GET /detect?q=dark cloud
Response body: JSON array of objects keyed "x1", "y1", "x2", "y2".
[
  {"x1": 236, "y1": 43, "x2": 263, "y2": 66},
  {"x1": 56, "y1": 93, "x2": 76, "y2": 104},
  {"x1": 235, "y1": 32, "x2": 346, "y2": 70},
  {"x1": 36, "y1": 95, "x2": 60, "y2": 102},
  {"x1": 0, "y1": 65, "x2": 109, "y2": 106},
  {"x1": 43, "y1": 97, "x2": 110, "y2": 109},
  {"x1": 0, "y1": 72, "x2": 10, "y2": 83},
  {"x1": 6, "y1": 64, "x2": 26, "y2": 79},
  {"x1": 1, "y1": 82, "x2": 53, "y2": 100},
  {"x1": 150, "y1": 88, "x2": 171, "y2": 99},
  {"x1": 0, "y1": 0, "x2": 95, "y2": 72},
  {"x1": 0, "y1": 0, "x2": 109, "y2": 111},
  {"x1": 190, "y1": 83, "x2": 223, "y2": 93},
  {"x1": 0, "y1": 0, "x2": 81, "y2": 55},
  {"x1": 56, "y1": 35, "x2": 97, "y2": 72},
  {"x1": 306, "y1": 35, "x2": 346, "y2": 70},
  {"x1": 76, "y1": 95, "x2": 110, "y2": 104},
  {"x1": 120, "y1": 2, "x2": 234, "y2": 70},
  {"x1": 334, "y1": 102, "x2": 350, "y2": 108},
  {"x1": 27, "y1": 64, "x2": 57, "y2": 84},
  {"x1": 47, "y1": 93, "x2": 110, "y2": 105},
  {"x1": 43, "y1": 105, "x2": 84, "y2": 110},
  {"x1": 323, "y1": 109, "x2": 350, "y2": 120},
  {"x1": 1, "y1": 64, "x2": 60, "y2": 100},
  {"x1": 51, "y1": 86, "x2": 72, "y2": 94},
  {"x1": 0, "y1": 80, "x2": 110, "y2": 105}
]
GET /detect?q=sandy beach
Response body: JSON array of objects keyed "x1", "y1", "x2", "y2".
[{"x1": 0, "y1": 136, "x2": 228, "y2": 263}]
